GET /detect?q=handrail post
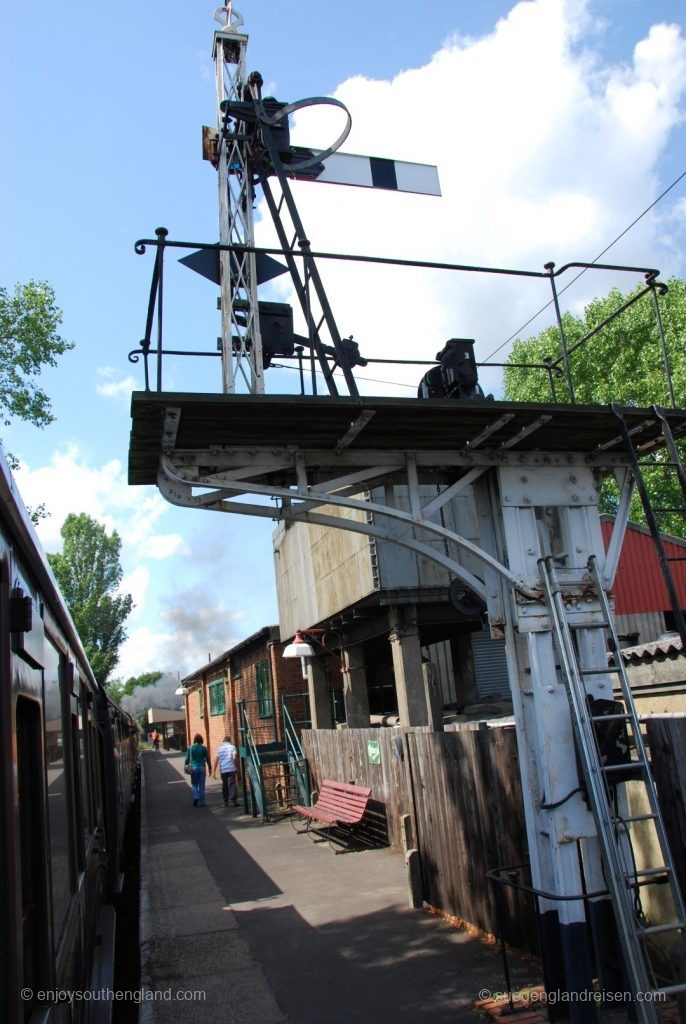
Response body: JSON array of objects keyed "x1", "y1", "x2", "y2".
[
  {"x1": 155, "y1": 227, "x2": 168, "y2": 392},
  {"x1": 649, "y1": 279, "x2": 675, "y2": 408},
  {"x1": 543, "y1": 356, "x2": 557, "y2": 401},
  {"x1": 545, "y1": 261, "x2": 575, "y2": 403}
]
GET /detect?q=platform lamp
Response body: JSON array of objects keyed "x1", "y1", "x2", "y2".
[{"x1": 282, "y1": 628, "x2": 345, "y2": 679}]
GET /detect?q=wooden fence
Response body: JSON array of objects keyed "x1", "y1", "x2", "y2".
[
  {"x1": 645, "y1": 717, "x2": 686, "y2": 907},
  {"x1": 301, "y1": 717, "x2": 686, "y2": 954}
]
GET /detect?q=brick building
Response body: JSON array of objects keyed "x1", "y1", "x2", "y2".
[{"x1": 181, "y1": 625, "x2": 308, "y2": 767}]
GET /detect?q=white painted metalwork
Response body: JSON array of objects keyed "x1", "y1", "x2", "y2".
[
  {"x1": 213, "y1": 12, "x2": 265, "y2": 394},
  {"x1": 158, "y1": 453, "x2": 500, "y2": 599}
]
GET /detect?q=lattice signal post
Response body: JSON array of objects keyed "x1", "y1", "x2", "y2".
[
  {"x1": 202, "y1": 3, "x2": 441, "y2": 398},
  {"x1": 212, "y1": 5, "x2": 263, "y2": 394}
]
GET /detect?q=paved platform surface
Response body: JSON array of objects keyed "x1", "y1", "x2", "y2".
[{"x1": 139, "y1": 750, "x2": 542, "y2": 1023}]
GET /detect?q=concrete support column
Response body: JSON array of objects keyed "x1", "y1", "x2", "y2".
[
  {"x1": 305, "y1": 658, "x2": 333, "y2": 730},
  {"x1": 388, "y1": 607, "x2": 429, "y2": 727},
  {"x1": 340, "y1": 644, "x2": 370, "y2": 728}
]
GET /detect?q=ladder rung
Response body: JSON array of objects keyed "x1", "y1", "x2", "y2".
[
  {"x1": 603, "y1": 762, "x2": 645, "y2": 773},
  {"x1": 638, "y1": 921, "x2": 686, "y2": 936},
  {"x1": 591, "y1": 712, "x2": 632, "y2": 722},
  {"x1": 619, "y1": 812, "x2": 658, "y2": 823},
  {"x1": 582, "y1": 666, "x2": 620, "y2": 675},
  {"x1": 569, "y1": 620, "x2": 611, "y2": 630},
  {"x1": 629, "y1": 867, "x2": 669, "y2": 879},
  {"x1": 656, "y1": 982, "x2": 686, "y2": 997}
]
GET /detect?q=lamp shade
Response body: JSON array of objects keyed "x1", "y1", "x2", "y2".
[
  {"x1": 174, "y1": 686, "x2": 189, "y2": 696},
  {"x1": 282, "y1": 629, "x2": 316, "y2": 658}
]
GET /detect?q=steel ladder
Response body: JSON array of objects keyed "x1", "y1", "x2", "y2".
[{"x1": 540, "y1": 553, "x2": 686, "y2": 1021}]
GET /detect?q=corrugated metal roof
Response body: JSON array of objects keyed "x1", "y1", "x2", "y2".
[
  {"x1": 619, "y1": 633, "x2": 682, "y2": 663},
  {"x1": 601, "y1": 517, "x2": 686, "y2": 614}
]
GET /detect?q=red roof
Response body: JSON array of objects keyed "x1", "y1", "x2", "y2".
[{"x1": 601, "y1": 517, "x2": 686, "y2": 614}]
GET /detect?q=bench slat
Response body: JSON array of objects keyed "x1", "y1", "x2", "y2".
[{"x1": 293, "y1": 778, "x2": 372, "y2": 828}]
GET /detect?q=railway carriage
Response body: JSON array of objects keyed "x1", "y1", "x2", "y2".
[{"x1": 0, "y1": 450, "x2": 138, "y2": 1022}]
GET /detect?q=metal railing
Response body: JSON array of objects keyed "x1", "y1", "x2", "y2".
[
  {"x1": 282, "y1": 695, "x2": 310, "y2": 807},
  {"x1": 282, "y1": 693, "x2": 308, "y2": 760},
  {"x1": 129, "y1": 229, "x2": 675, "y2": 405},
  {"x1": 486, "y1": 861, "x2": 685, "y2": 1015}
]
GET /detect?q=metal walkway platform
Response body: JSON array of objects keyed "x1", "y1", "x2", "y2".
[{"x1": 128, "y1": 394, "x2": 686, "y2": 486}]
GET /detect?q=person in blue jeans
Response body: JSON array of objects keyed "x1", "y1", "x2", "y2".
[{"x1": 184, "y1": 733, "x2": 212, "y2": 807}]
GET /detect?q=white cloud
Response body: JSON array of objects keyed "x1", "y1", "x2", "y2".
[
  {"x1": 96, "y1": 368, "x2": 137, "y2": 402},
  {"x1": 259, "y1": 0, "x2": 686, "y2": 397},
  {"x1": 144, "y1": 533, "x2": 190, "y2": 559},
  {"x1": 14, "y1": 444, "x2": 185, "y2": 561},
  {"x1": 121, "y1": 565, "x2": 150, "y2": 618}
]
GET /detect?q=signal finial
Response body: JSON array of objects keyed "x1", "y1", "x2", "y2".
[{"x1": 213, "y1": 3, "x2": 244, "y2": 31}]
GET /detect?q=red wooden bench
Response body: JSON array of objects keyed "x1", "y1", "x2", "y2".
[{"x1": 292, "y1": 779, "x2": 372, "y2": 852}]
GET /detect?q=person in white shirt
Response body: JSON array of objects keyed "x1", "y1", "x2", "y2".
[{"x1": 212, "y1": 735, "x2": 239, "y2": 807}]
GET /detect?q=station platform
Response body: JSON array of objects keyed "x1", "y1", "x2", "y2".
[{"x1": 139, "y1": 750, "x2": 543, "y2": 1023}]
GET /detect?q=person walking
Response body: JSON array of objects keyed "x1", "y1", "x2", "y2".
[
  {"x1": 213, "y1": 735, "x2": 239, "y2": 806},
  {"x1": 184, "y1": 733, "x2": 211, "y2": 807}
]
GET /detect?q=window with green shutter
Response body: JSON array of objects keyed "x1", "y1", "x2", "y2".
[
  {"x1": 208, "y1": 678, "x2": 225, "y2": 716},
  {"x1": 198, "y1": 687, "x2": 204, "y2": 719},
  {"x1": 256, "y1": 661, "x2": 273, "y2": 718}
]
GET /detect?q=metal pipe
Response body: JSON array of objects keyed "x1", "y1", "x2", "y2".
[{"x1": 545, "y1": 262, "x2": 575, "y2": 403}]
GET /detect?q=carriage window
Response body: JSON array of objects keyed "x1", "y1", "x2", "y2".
[
  {"x1": 77, "y1": 680, "x2": 92, "y2": 835},
  {"x1": 88, "y1": 721, "x2": 102, "y2": 827},
  {"x1": 43, "y1": 641, "x2": 73, "y2": 950},
  {"x1": 16, "y1": 697, "x2": 51, "y2": 1011}
]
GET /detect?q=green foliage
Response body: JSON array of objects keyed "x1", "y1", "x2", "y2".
[
  {"x1": 503, "y1": 278, "x2": 686, "y2": 535},
  {"x1": 48, "y1": 513, "x2": 133, "y2": 685},
  {"x1": 0, "y1": 280, "x2": 73, "y2": 428},
  {"x1": 106, "y1": 671, "x2": 163, "y2": 706},
  {"x1": 105, "y1": 678, "x2": 126, "y2": 704},
  {"x1": 123, "y1": 670, "x2": 163, "y2": 695},
  {"x1": 28, "y1": 503, "x2": 49, "y2": 527},
  {"x1": 504, "y1": 278, "x2": 686, "y2": 406}
]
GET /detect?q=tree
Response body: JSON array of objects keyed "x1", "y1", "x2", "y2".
[
  {"x1": 48, "y1": 514, "x2": 133, "y2": 685},
  {"x1": 0, "y1": 280, "x2": 73, "y2": 429},
  {"x1": 1, "y1": 279, "x2": 73, "y2": 524},
  {"x1": 503, "y1": 277, "x2": 686, "y2": 534},
  {"x1": 107, "y1": 671, "x2": 163, "y2": 705}
]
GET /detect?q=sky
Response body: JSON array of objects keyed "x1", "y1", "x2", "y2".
[{"x1": 3, "y1": 0, "x2": 686, "y2": 688}]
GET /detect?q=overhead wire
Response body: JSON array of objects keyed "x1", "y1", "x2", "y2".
[
  {"x1": 271, "y1": 360, "x2": 417, "y2": 392},
  {"x1": 482, "y1": 168, "x2": 686, "y2": 363}
]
